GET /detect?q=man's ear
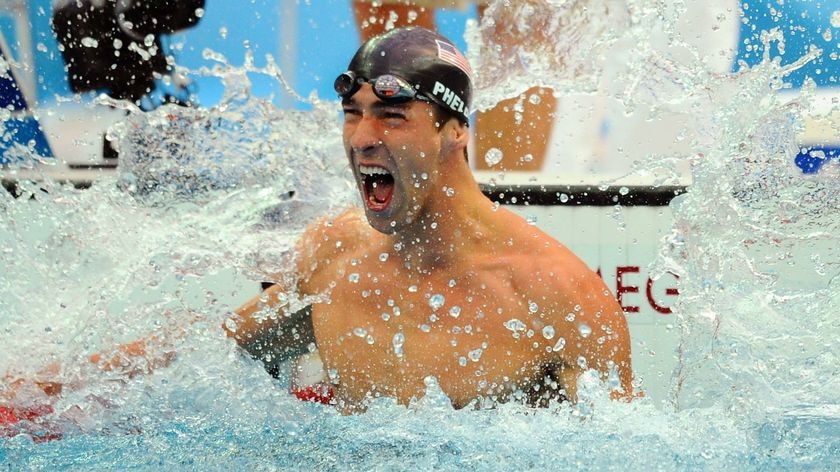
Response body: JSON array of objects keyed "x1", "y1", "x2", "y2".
[{"x1": 442, "y1": 119, "x2": 469, "y2": 158}]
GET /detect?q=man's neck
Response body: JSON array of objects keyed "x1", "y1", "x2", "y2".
[{"x1": 392, "y1": 166, "x2": 493, "y2": 275}]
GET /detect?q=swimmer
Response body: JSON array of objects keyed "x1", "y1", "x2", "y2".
[
  {"x1": 5, "y1": 28, "x2": 635, "y2": 420},
  {"x1": 227, "y1": 27, "x2": 636, "y2": 412}
]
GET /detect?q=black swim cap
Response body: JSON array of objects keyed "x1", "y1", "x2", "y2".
[{"x1": 339, "y1": 27, "x2": 473, "y2": 124}]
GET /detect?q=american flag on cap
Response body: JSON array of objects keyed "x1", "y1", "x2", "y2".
[{"x1": 436, "y1": 40, "x2": 473, "y2": 80}]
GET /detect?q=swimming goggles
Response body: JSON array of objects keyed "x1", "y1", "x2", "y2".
[{"x1": 334, "y1": 71, "x2": 430, "y2": 104}]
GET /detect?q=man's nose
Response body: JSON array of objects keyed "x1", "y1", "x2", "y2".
[{"x1": 348, "y1": 115, "x2": 384, "y2": 155}]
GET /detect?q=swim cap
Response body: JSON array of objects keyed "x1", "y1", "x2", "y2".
[{"x1": 339, "y1": 27, "x2": 473, "y2": 123}]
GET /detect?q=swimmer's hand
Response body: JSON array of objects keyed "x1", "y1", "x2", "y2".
[
  {"x1": 88, "y1": 337, "x2": 177, "y2": 379},
  {"x1": 610, "y1": 389, "x2": 645, "y2": 402},
  {"x1": 1, "y1": 363, "x2": 63, "y2": 400},
  {"x1": 88, "y1": 309, "x2": 204, "y2": 378}
]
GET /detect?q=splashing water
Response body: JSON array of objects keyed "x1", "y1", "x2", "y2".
[{"x1": 2, "y1": 1, "x2": 839, "y2": 470}]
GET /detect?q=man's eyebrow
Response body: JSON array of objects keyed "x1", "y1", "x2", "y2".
[
  {"x1": 371, "y1": 101, "x2": 410, "y2": 112},
  {"x1": 340, "y1": 98, "x2": 411, "y2": 113}
]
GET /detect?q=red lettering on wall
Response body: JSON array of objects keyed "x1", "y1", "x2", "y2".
[
  {"x1": 646, "y1": 273, "x2": 680, "y2": 315},
  {"x1": 616, "y1": 266, "x2": 640, "y2": 313}
]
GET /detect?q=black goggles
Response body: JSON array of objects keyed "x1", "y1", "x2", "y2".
[{"x1": 334, "y1": 71, "x2": 430, "y2": 104}]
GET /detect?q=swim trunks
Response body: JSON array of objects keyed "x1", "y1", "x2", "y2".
[
  {"x1": 0, "y1": 404, "x2": 62, "y2": 442},
  {"x1": 290, "y1": 352, "x2": 335, "y2": 405}
]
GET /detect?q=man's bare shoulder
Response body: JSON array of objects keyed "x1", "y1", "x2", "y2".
[
  {"x1": 494, "y1": 210, "x2": 608, "y2": 311},
  {"x1": 300, "y1": 207, "x2": 376, "y2": 260},
  {"x1": 517, "y1": 240, "x2": 598, "y2": 296}
]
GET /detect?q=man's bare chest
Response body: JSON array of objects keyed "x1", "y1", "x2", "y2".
[{"x1": 309, "y1": 269, "x2": 549, "y2": 407}]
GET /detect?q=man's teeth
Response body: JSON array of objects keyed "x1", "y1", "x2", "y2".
[{"x1": 360, "y1": 165, "x2": 390, "y2": 176}]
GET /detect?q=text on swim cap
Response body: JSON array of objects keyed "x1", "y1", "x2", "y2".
[{"x1": 432, "y1": 81, "x2": 469, "y2": 116}]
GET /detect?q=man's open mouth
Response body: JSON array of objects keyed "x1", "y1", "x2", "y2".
[{"x1": 360, "y1": 165, "x2": 395, "y2": 211}]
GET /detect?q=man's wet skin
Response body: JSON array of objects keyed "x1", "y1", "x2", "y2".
[{"x1": 232, "y1": 83, "x2": 634, "y2": 413}]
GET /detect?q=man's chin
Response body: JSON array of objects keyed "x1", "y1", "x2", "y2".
[{"x1": 363, "y1": 208, "x2": 397, "y2": 234}]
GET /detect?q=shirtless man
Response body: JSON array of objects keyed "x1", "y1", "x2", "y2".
[{"x1": 227, "y1": 27, "x2": 634, "y2": 412}]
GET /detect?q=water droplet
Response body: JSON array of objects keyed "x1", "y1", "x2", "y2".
[
  {"x1": 552, "y1": 337, "x2": 566, "y2": 351},
  {"x1": 559, "y1": 193, "x2": 569, "y2": 203},
  {"x1": 579, "y1": 323, "x2": 592, "y2": 338},
  {"x1": 366, "y1": 335, "x2": 375, "y2": 345},
  {"x1": 526, "y1": 215, "x2": 537, "y2": 225},
  {"x1": 577, "y1": 356, "x2": 588, "y2": 369},
  {"x1": 484, "y1": 147, "x2": 503, "y2": 167},
  {"x1": 387, "y1": 299, "x2": 395, "y2": 307},
  {"x1": 565, "y1": 313, "x2": 575, "y2": 322},
  {"x1": 458, "y1": 356, "x2": 468, "y2": 367},
  {"x1": 448, "y1": 279, "x2": 456, "y2": 288},
  {"x1": 619, "y1": 186, "x2": 629, "y2": 195},
  {"x1": 504, "y1": 319, "x2": 527, "y2": 337},
  {"x1": 353, "y1": 327, "x2": 367, "y2": 337},
  {"x1": 831, "y1": 11, "x2": 840, "y2": 28},
  {"x1": 444, "y1": 186, "x2": 455, "y2": 197},
  {"x1": 420, "y1": 324, "x2": 431, "y2": 333},
  {"x1": 408, "y1": 285, "x2": 418, "y2": 293},
  {"x1": 219, "y1": 26, "x2": 228, "y2": 39},
  {"x1": 327, "y1": 368, "x2": 339, "y2": 382},
  {"x1": 429, "y1": 294, "x2": 445, "y2": 310},
  {"x1": 381, "y1": 312, "x2": 390, "y2": 321},
  {"x1": 421, "y1": 172, "x2": 429, "y2": 180},
  {"x1": 529, "y1": 93, "x2": 542, "y2": 105},
  {"x1": 36, "y1": 43, "x2": 48, "y2": 52},
  {"x1": 80, "y1": 37, "x2": 99, "y2": 48},
  {"x1": 379, "y1": 252, "x2": 389, "y2": 262},
  {"x1": 348, "y1": 273, "x2": 360, "y2": 283},
  {"x1": 468, "y1": 348, "x2": 483, "y2": 362},
  {"x1": 528, "y1": 301, "x2": 539, "y2": 313},
  {"x1": 393, "y1": 332, "x2": 405, "y2": 357},
  {"x1": 542, "y1": 325, "x2": 555, "y2": 339},
  {"x1": 449, "y1": 306, "x2": 461, "y2": 318}
]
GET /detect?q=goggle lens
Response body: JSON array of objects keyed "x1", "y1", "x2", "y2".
[
  {"x1": 334, "y1": 72, "x2": 358, "y2": 97},
  {"x1": 334, "y1": 71, "x2": 428, "y2": 104}
]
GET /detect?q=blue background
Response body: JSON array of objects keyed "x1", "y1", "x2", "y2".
[
  {"x1": 0, "y1": 1, "x2": 836, "y2": 171},
  {"x1": 5, "y1": 1, "x2": 837, "y2": 106},
  {"x1": 9, "y1": 0, "x2": 473, "y2": 107}
]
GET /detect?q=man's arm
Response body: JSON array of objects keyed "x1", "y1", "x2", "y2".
[
  {"x1": 527, "y1": 247, "x2": 636, "y2": 402},
  {"x1": 221, "y1": 212, "x2": 345, "y2": 374},
  {"x1": 224, "y1": 285, "x2": 316, "y2": 377},
  {"x1": 558, "y1": 273, "x2": 635, "y2": 401}
]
